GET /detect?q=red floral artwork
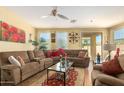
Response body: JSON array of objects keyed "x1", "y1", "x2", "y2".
[
  {"x1": 0, "y1": 21, "x2": 25, "y2": 43},
  {"x1": 3, "y1": 31, "x2": 9, "y2": 40},
  {"x1": 1, "y1": 22, "x2": 9, "y2": 30}
]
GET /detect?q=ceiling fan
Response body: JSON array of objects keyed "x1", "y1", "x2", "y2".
[{"x1": 41, "y1": 7, "x2": 77, "y2": 23}]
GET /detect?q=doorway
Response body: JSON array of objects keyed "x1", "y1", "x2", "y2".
[{"x1": 81, "y1": 32, "x2": 102, "y2": 60}]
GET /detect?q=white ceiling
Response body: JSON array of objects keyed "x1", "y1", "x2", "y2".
[{"x1": 8, "y1": 6, "x2": 124, "y2": 28}]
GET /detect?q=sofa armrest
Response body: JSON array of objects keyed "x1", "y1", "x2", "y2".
[
  {"x1": 1, "y1": 64, "x2": 21, "y2": 85},
  {"x1": 93, "y1": 64, "x2": 102, "y2": 71},
  {"x1": 97, "y1": 74, "x2": 124, "y2": 86},
  {"x1": 1, "y1": 64, "x2": 19, "y2": 70}
]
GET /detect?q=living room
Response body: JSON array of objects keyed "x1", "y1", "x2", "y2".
[{"x1": 0, "y1": 4, "x2": 124, "y2": 88}]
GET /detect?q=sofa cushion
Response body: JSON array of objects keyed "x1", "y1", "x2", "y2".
[
  {"x1": 27, "y1": 51, "x2": 35, "y2": 61},
  {"x1": 8, "y1": 56, "x2": 21, "y2": 67},
  {"x1": 102, "y1": 57, "x2": 123, "y2": 75},
  {"x1": 91, "y1": 69, "x2": 104, "y2": 84},
  {"x1": 64, "y1": 49, "x2": 87, "y2": 57},
  {"x1": 93, "y1": 64, "x2": 102, "y2": 71},
  {"x1": 51, "y1": 50, "x2": 60, "y2": 57},
  {"x1": 118, "y1": 54, "x2": 124, "y2": 71},
  {"x1": 40, "y1": 58, "x2": 53, "y2": 68},
  {"x1": 116, "y1": 73, "x2": 124, "y2": 80},
  {"x1": 21, "y1": 62, "x2": 40, "y2": 75},
  {"x1": 1, "y1": 51, "x2": 30, "y2": 65},
  {"x1": 34, "y1": 50, "x2": 45, "y2": 59},
  {"x1": 16, "y1": 56, "x2": 25, "y2": 66}
]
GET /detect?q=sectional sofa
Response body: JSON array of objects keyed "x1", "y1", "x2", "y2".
[{"x1": 0, "y1": 49, "x2": 90, "y2": 85}]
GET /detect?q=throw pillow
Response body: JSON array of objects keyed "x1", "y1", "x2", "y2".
[
  {"x1": 102, "y1": 57, "x2": 123, "y2": 75},
  {"x1": 58, "y1": 48, "x2": 65, "y2": 56},
  {"x1": 78, "y1": 51, "x2": 85, "y2": 58},
  {"x1": 27, "y1": 51, "x2": 35, "y2": 61},
  {"x1": 51, "y1": 51, "x2": 60, "y2": 57},
  {"x1": 8, "y1": 56, "x2": 21, "y2": 67},
  {"x1": 17, "y1": 56, "x2": 25, "y2": 66}
]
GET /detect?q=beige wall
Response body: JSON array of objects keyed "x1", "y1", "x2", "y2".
[
  {"x1": 36, "y1": 28, "x2": 82, "y2": 49},
  {"x1": 36, "y1": 28, "x2": 108, "y2": 59},
  {"x1": 0, "y1": 7, "x2": 35, "y2": 52},
  {"x1": 36, "y1": 28, "x2": 107, "y2": 48}
]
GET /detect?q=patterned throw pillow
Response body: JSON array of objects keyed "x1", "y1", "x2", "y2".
[
  {"x1": 17, "y1": 56, "x2": 25, "y2": 66},
  {"x1": 8, "y1": 56, "x2": 21, "y2": 67},
  {"x1": 102, "y1": 57, "x2": 123, "y2": 75},
  {"x1": 78, "y1": 51, "x2": 85, "y2": 58}
]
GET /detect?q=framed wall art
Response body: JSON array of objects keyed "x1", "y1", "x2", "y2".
[{"x1": 0, "y1": 21, "x2": 26, "y2": 43}]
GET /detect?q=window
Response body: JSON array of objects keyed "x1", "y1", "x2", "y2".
[
  {"x1": 96, "y1": 35, "x2": 101, "y2": 45},
  {"x1": 39, "y1": 32, "x2": 51, "y2": 50},
  {"x1": 114, "y1": 29, "x2": 124, "y2": 44},
  {"x1": 56, "y1": 32, "x2": 68, "y2": 49}
]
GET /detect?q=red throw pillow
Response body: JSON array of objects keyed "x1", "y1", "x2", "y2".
[
  {"x1": 51, "y1": 51, "x2": 60, "y2": 57},
  {"x1": 58, "y1": 48, "x2": 65, "y2": 56},
  {"x1": 102, "y1": 57, "x2": 123, "y2": 75}
]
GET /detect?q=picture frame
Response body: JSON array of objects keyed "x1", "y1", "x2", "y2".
[{"x1": 0, "y1": 21, "x2": 26, "y2": 43}]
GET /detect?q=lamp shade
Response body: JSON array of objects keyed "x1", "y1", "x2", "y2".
[{"x1": 103, "y1": 44, "x2": 116, "y2": 51}]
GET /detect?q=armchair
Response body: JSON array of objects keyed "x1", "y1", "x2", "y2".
[{"x1": 91, "y1": 64, "x2": 124, "y2": 86}]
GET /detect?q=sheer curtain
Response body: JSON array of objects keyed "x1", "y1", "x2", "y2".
[
  {"x1": 39, "y1": 32, "x2": 51, "y2": 49},
  {"x1": 56, "y1": 32, "x2": 68, "y2": 49}
]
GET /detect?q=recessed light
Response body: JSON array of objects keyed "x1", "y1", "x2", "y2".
[{"x1": 41, "y1": 16, "x2": 48, "y2": 18}]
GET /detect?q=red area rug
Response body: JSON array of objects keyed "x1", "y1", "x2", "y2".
[{"x1": 42, "y1": 69, "x2": 78, "y2": 86}]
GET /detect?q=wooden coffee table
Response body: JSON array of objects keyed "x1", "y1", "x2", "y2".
[{"x1": 47, "y1": 61, "x2": 74, "y2": 86}]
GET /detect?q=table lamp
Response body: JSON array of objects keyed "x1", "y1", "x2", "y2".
[{"x1": 103, "y1": 43, "x2": 116, "y2": 60}]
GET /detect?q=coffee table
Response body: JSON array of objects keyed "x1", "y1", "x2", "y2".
[{"x1": 47, "y1": 61, "x2": 74, "y2": 86}]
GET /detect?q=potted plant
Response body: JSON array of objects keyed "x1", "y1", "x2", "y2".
[
  {"x1": 39, "y1": 37, "x2": 48, "y2": 50},
  {"x1": 32, "y1": 41, "x2": 39, "y2": 50}
]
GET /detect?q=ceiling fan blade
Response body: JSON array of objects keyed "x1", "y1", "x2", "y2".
[{"x1": 57, "y1": 14, "x2": 69, "y2": 20}]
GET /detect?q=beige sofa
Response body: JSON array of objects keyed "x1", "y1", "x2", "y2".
[
  {"x1": 44, "y1": 49, "x2": 90, "y2": 68},
  {"x1": 0, "y1": 49, "x2": 90, "y2": 85},
  {"x1": 0, "y1": 51, "x2": 53, "y2": 85},
  {"x1": 91, "y1": 55, "x2": 124, "y2": 86}
]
